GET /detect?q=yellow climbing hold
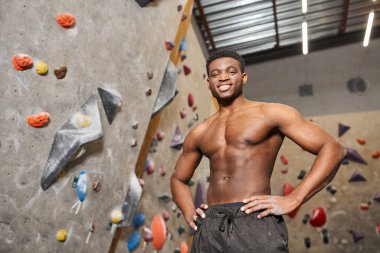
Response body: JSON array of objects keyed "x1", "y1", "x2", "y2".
[
  {"x1": 76, "y1": 114, "x2": 91, "y2": 128},
  {"x1": 35, "y1": 61, "x2": 48, "y2": 75},
  {"x1": 56, "y1": 229, "x2": 67, "y2": 242},
  {"x1": 111, "y1": 210, "x2": 123, "y2": 224}
]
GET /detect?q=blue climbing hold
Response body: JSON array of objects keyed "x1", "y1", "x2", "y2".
[
  {"x1": 133, "y1": 212, "x2": 146, "y2": 229},
  {"x1": 127, "y1": 230, "x2": 141, "y2": 252}
]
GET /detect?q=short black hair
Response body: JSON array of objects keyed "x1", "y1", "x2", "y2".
[{"x1": 206, "y1": 50, "x2": 245, "y2": 77}]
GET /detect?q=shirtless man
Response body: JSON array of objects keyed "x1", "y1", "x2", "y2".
[{"x1": 170, "y1": 50, "x2": 345, "y2": 252}]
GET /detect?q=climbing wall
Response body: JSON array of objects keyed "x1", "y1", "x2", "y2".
[
  {"x1": 271, "y1": 110, "x2": 380, "y2": 253},
  {"x1": 0, "y1": 0, "x2": 190, "y2": 252},
  {"x1": 116, "y1": 19, "x2": 216, "y2": 252}
]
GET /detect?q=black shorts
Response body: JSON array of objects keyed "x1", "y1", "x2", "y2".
[{"x1": 191, "y1": 202, "x2": 289, "y2": 253}]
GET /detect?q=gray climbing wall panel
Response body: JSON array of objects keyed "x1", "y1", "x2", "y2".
[{"x1": 0, "y1": 0, "x2": 188, "y2": 252}]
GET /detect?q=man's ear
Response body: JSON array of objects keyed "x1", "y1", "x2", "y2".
[
  {"x1": 207, "y1": 78, "x2": 211, "y2": 90},
  {"x1": 242, "y1": 72, "x2": 248, "y2": 85}
]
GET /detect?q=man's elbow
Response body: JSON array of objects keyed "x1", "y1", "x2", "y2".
[{"x1": 331, "y1": 140, "x2": 346, "y2": 163}]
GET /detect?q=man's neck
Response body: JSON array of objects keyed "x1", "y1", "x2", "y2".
[{"x1": 217, "y1": 95, "x2": 246, "y2": 114}]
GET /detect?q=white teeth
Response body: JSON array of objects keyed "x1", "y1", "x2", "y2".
[{"x1": 218, "y1": 85, "x2": 230, "y2": 91}]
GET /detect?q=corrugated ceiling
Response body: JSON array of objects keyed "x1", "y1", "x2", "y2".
[{"x1": 193, "y1": 0, "x2": 380, "y2": 63}]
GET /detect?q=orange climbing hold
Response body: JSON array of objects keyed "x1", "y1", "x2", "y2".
[
  {"x1": 151, "y1": 214, "x2": 166, "y2": 250},
  {"x1": 180, "y1": 240, "x2": 188, "y2": 253},
  {"x1": 13, "y1": 54, "x2": 33, "y2": 71},
  {"x1": 356, "y1": 138, "x2": 366, "y2": 145},
  {"x1": 27, "y1": 112, "x2": 50, "y2": 127},
  {"x1": 280, "y1": 155, "x2": 288, "y2": 165},
  {"x1": 371, "y1": 149, "x2": 380, "y2": 159},
  {"x1": 55, "y1": 13, "x2": 76, "y2": 28}
]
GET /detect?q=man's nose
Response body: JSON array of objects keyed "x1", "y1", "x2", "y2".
[{"x1": 219, "y1": 71, "x2": 229, "y2": 81}]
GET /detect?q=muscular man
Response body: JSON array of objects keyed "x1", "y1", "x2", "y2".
[{"x1": 170, "y1": 50, "x2": 345, "y2": 252}]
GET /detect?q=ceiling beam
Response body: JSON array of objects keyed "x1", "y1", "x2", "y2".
[
  {"x1": 243, "y1": 26, "x2": 380, "y2": 65},
  {"x1": 339, "y1": 0, "x2": 350, "y2": 34},
  {"x1": 271, "y1": 0, "x2": 280, "y2": 48},
  {"x1": 194, "y1": 0, "x2": 216, "y2": 52}
]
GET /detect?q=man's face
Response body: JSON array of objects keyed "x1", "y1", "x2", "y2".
[{"x1": 207, "y1": 57, "x2": 247, "y2": 101}]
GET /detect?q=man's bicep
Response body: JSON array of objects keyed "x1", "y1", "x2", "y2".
[{"x1": 173, "y1": 134, "x2": 203, "y2": 183}]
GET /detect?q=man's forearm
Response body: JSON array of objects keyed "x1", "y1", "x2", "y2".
[
  {"x1": 170, "y1": 176, "x2": 196, "y2": 223},
  {"x1": 290, "y1": 141, "x2": 345, "y2": 205}
]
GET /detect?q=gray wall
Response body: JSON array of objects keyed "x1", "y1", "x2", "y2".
[
  {"x1": 244, "y1": 38, "x2": 380, "y2": 117},
  {"x1": 0, "y1": 0, "x2": 187, "y2": 252}
]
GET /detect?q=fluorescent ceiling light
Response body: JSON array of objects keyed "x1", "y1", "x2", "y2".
[
  {"x1": 302, "y1": 21, "x2": 308, "y2": 55},
  {"x1": 363, "y1": 11, "x2": 374, "y2": 47},
  {"x1": 302, "y1": 0, "x2": 307, "y2": 14}
]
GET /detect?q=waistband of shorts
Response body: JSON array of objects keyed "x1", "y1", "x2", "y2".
[{"x1": 206, "y1": 202, "x2": 256, "y2": 218}]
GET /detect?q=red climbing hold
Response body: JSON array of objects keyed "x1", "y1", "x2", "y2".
[{"x1": 309, "y1": 207, "x2": 327, "y2": 227}]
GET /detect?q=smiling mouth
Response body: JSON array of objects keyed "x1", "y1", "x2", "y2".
[{"x1": 218, "y1": 84, "x2": 231, "y2": 91}]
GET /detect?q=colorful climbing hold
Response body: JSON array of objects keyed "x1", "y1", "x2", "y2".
[
  {"x1": 371, "y1": 149, "x2": 380, "y2": 159},
  {"x1": 373, "y1": 192, "x2": 380, "y2": 202},
  {"x1": 297, "y1": 170, "x2": 306, "y2": 180},
  {"x1": 180, "y1": 109, "x2": 187, "y2": 119},
  {"x1": 76, "y1": 170, "x2": 88, "y2": 202},
  {"x1": 92, "y1": 179, "x2": 101, "y2": 192},
  {"x1": 111, "y1": 210, "x2": 123, "y2": 224},
  {"x1": 177, "y1": 4, "x2": 183, "y2": 11},
  {"x1": 302, "y1": 214, "x2": 310, "y2": 224},
  {"x1": 76, "y1": 114, "x2": 92, "y2": 128},
  {"x1": 56, "y1": 229, "x2": 68, "y2": 242},
  {"x1": 27, "y1": 112, "x2": 50, "y2": 127},
  {"x1": 322, "y1": 228, "x2": 329, "y2": 244},
  {"x1": 127, "y1": 230, "x2": 141, "y2": 252},
  {"x1": 280, "y1": 155, "x2": 288, "y2": 165},
  {"x1": 13, "y1": 53, "x2": 33, "y2": 71},
  {"x1": 162, "y1": 210, "x2": 170, "y2": 221},
  {"x1": 145, "y1": 159, "x2": 154, "y2": 175},
  {"x1": 304, "y1": 237, "x2": 311, "y2": 248},
  {"x1": 156, "y1": 131, "x2": 165, "y2": 141},
  {"x1": 338, "y1": 123, "x2": 350, "y2": 137},
  {"x1": 345, "y1": 147, "x2": 367, "y2": 164},
  {"x1": 35, "y1": 61, "x2": 48, "y2": 75},
  {"x1": 142, "y1": 227, "x2": 153, "y2": 242},
  {"x1": 151, "y1": 214, "x2": 167, "y2": 250},
  {"x1": 138, "y1": 178, "x2": 145, "y2": 188},
  {"x1": 165, "y1": 41, "x2": 174, "y2": 50},
  {"x1": 177, "y1": 226, "x2": 186, "y2": 234},
  {"x1": 133, "y1": 212, "x2": 146, "y2": 229},
  {"x1": 326, "y1": 185, "x2": 337, "y2": 195},
  {"x1": 359, "y1": 202, "x2": 370, "y2": 211},
  {"x1": 180, "y1": 240, "x2": 188, "y2": 253},
  {"x1": 183, "y1": 65, "x2": 191, "y2": 75},
  {"x1": 349, "y1": 170, "x2": 367, "y2": 182},
  {"x1": 356, "y1": 138, "x2": 366, "y2": 145},
  {"x1": 280, "y1": 167, "x2": 288, "y2": 174},
  {"x1": 55, "y1": 13, "x2": 76, "y2": 28},
  {"x1": 181, "y1": 14, "x2": 187, "y2": 22},
  {"x1": 147, "y1": 72, "x2": 154, "y2": 79},
  {"x1": 171, "y1": 126, "x2": 184, "y2": 150},
  {"x1": 159, "y1": 165, "x2": 166, "y2": 177},
  {"x1": 145, "y1": 88, "x2": 152, "y2": 96},
  {"x1": 54, "y1": 66, "x2": 67, "y2": 79},
  {"x1": 309, "y1": 207, "x2": 327, "y2": 227},
  {"x1": 188, "y1": 93, "x2": 194, "y2": 107},
  {"x1": 348, "y1": 230, "x2": 364, "y2": 243}
]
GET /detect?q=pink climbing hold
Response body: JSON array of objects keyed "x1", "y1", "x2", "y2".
[
  {"x1": 156, "y1": 131, "x2": 165, "y2": 141},
  {"x1": 162, "y1": 210, "x2": 170, "y2": 221},
  {"x1": 142, "y1": 227, "x2": 153, "y2": 242},
  {"x1": 188, "y1": 93, "x2": 194, "y2": 107},
  {"x1": 146, "y1": 160, "x2": 155, "y2": 175},
  {"x1": 180, "y1": 109, "x2": 187, "y2": 119},
  {"x1": 309, "y1": 207, "x2": 327, "y2": 227},
  {"x1": 183, "y1": 65, "x2": 191, "y2": 75},
  {"x1": 159, "y1": 165, "x2": 166, "y2": 177}
]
